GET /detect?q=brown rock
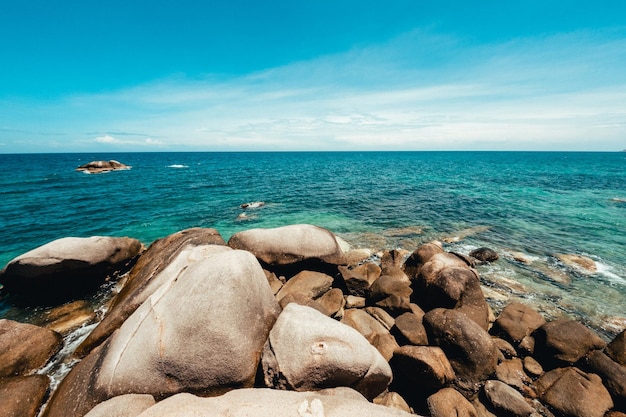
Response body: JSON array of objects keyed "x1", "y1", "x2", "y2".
[
  {"x1": 495, "y1": 358, "x2": 532, "y2": 392},
  {"x1": 492, "y1": 337, "x2": 517, "y2": 359},
  {"x1": 0, "y1": 319, "x2": 63, "y2": 378},
  {"x1": 278, "y1": 293, "x2": 328, "y2": 314},
  {"x1": 469, "y1": 248, "x2": 499, "y2": 263},
  {"x1": 533, "y1": 319, "x2": 606, "y2": 367},
  {"x1": 390, "y1": 345, "x2": 455, "y2": 390},
  {"x1": 483, "y1": 380, "x2": 534, "y2": 417},
  {"x1": 580, "y1": 349, "x2": 626, "y2": 409},
  {"x1": 424, "y1": 308, "x2": 498, "y2": 396},
  {"x1": 374, "y1": 391, "x2": 413, "y2": 413},
  {"x1": 264, "y1": 270, "x2": 283, "y2": 295},
  {"x1": 276, "y1": 270, "x2": 334, "y2": 303},
  {"x1": 338, "y1": 263, "x2": 381, "y2": 297},
  {"x1": 535, "y1": 367, "x2": 613, "y2": 417},
  {"x1": 0, "y1": 236, "x2": 143, "y2": 304},
  {"x1": 606, "y1": 329, "x2": 626, "y2": 366},
  {"x1": 316, "y1": 288, "x2": 346, "y2": 317},
  {"x1": 427, "y1": 387, "x2": 478, "y2": 417},
  {"x1": 523, "y1": 356, "x2": 544, "y2": 378},
  {"x1": 555, "y1": 254, "x2": 597, "y2": 273},
  {"x1": 84, "y1": 394, "x2": 156, "y2": 417},
  {"x1": 0, "y1": 375, "x2": 50, "y2": 417},
  {"x1": 403, "y1": 241, "x2": 444, "y2": 279},
  {"x1": 38, "y1": 300, "x2": 97, "y2": 335},
  {"x1": 392, "y1": 312, "x2": 428, "y2": 346},
  {"x1": 227, "y1": 224, "x2": 345, "y2": 265},
  {"x1": 381, "y1": 249, "x2": 407, "y2": 270},
  {"x1": 75, "y1": 228, "x2": 225, "y2": 357},
  {"x1": 342, "y1": 308, "x2": 399, "y2": 361},
  {"x1": 345, "y1": 295, "x2": 366, "y2": 309},
  {"x1": 364, "y1": 307, "x2": 396, "y2": 331},
  {"x1": 492, "y1": 302, "x2": 546, "y2": 343}
]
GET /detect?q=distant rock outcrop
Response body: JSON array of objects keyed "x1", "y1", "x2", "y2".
[{"x1": 76, "y1": 160, "x2": 131, "y2": 174}]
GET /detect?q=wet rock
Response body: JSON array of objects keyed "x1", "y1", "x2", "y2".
[
  {"x1": 75, "y1": 230, "x2": 228, "y2": 358},
  {"x1": 341, "y1": 308, "x2": 399, "y2": 362},
  {"x1": 424, "y1": 308, "x2": 499, "y2": 397},
  {"x1": 276, "y1": 270, "x2": 334, "y2": 303},
  {"x1": 492, "y1": 302, "x2": 546, "y2": 344},
  {"x1": 135, "y1": 387, "x2": 414, "y2": 417},
  {"x1": 390, "y1": 345, "x2": 455, "y2": 391},
  {"x1": 262, "y1": 304, "x2": 392, "y2": 400},
  {"x1": 535, "y1": 367, "x2": 613, "y2": 417},
  {"x1": 338, "y1": 263, "x2": 381, "y2": 297},
  {"x1": 555, "y1": 254, "x2": 597, "y2": 274},
  {"x1": 469, "y1": 248, "x2": 499, "y2": 263},
  {"x1": 84, "y1": 394, "x2": 156, "y2": 417},
  {"x1": 0, "y1": 319, "x2": 63, "y2": 377},
  {"x1": 427, "y1": 387, "x2": 478, "y2": 417},
  {"x1": 0, "y1": 375, "x2": 50, "y2": 417},
  {"x1": 580, "y1": 349, "x2": 626, "y2": 409},
  {"x1": 606, "y1": 329, "x2": 626, "y2": 366},
  {"x1": 0, "y1": 236, "x2": 143, "y2": 304},
  {"x1": 227, "y1": 224, "x2": 345, "y2": 265},
  {"x1": 392, "y1": 311, "x2": 429, "y2": 346},
  {"x1": 76, "y1": 160, "x2": 131, "y2": 173},
  {"x1": 38, "y1": 300, "x2": 97, "y2": 335},
  {"x1": 483, "y1": 380, "x2": 534, "y2": 417},
  {"x1": 533, "y1": 319, "x2": 606, "y2": 367},
  {"x1": 44, "y1": 250, "x2": 280, "y2": 417}
]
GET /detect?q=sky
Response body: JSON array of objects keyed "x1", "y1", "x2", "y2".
[{"x1": 0, "y1": 1, "x2": 625, "y2": 153}]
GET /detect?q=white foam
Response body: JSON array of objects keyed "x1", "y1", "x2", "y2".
[
  {"x1": 167, "y1": 164, "x2": 189, "y2": 168},
  {"x1": 596, "y1": 261, "x2": 626, "y2": 284}
]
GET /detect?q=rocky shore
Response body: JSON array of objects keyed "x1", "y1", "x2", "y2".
[{"x1": 0, "y1": 224, "x2": 624, "y2": 417}]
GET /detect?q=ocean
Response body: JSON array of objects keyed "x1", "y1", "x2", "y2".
[{"x1": 1, "y1": 151, "x2": 625, "y2": 338}]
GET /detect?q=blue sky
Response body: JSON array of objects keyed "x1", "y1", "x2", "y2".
[{"x1": 1, "y1": 1, "x2": 625, "y2": 152}]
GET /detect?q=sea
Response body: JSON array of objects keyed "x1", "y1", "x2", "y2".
[{"x1": 1, "y1": 151, "x2": 625, "y2": 340}]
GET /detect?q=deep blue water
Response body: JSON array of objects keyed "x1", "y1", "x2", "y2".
[{"x1": 1, "y1": 152, "x2": 625, "y2": 335}]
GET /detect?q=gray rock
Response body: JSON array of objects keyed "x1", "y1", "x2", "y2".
[
  {"x1": 0, "y1": 236, "x2": 143, "y2": 303},
  {"x1": 535, "y1": 367, "x2": 613, "y2": 417},
  {"x1": 263, "y1": 304, "x2": 392, "y2": 400},
  {"x1": 136, "y1": 387, "x2": 415, "y2": 417},
  {"x1": 483, "y1": 380, "x2": 534, "y2": 417},
  {"x1": 43, "y1": 250, "x2": 280, "y2": 417},
  {"x1": 427, "y1": 387, "x2": 478, "y2": 417},
  {"x1": 84, "y1": 394, "x2": 156, "y2": 417},
  {"x1": 75, "y1": 230, "x2": 228, "y2": 358},
  {"x1": 424, "y1": 308, "x2": 498, "y2": 396},
  {"x1": 227, "y1": 224, "x2": 345, "y2": 265},
  {"x1": 0, "y1": 319, "x2": 63, "y2": 377},
  {"x1": 0, "y1": 375, "x2": 50, "y2": 417},
  {"x1": 76, "y1": 160, "x2": 131, "y2": 173}
]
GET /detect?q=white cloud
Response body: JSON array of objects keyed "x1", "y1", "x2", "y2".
[{"x1": 2, "y1": 28, "x2": 626, "y2": 152}]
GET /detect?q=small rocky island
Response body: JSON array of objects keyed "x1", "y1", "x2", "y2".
[
  {"x1": 76, "y1": 160, "x2": 131, "y2": 174},
  {"x1": 0, "y1": 224, "x2": 624, "y2": 417}
]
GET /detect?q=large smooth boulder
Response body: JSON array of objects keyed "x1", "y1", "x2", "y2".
[
  {"x1": 0, "y1": 319, "x2": 63, "y2": 377},
  {"x1": 491, "y1": 302, "x2": 546, "y2": 343},
  {"x1": 263, "y1": 304, "x2": 392, "y2": 400},
  {"x1": 136, "y1": 387, "x2": 414, "y2": 417},
  {"x1": 424, "y1": 308, "x2": 498, "y2": 397},
  {"x1": 227, "y1": 224, "x2": 345, "y2": 265},
  {"x1": 84, "y1": 394, "x2": 156, "y2": 417},
  {"x1": 0, "y1": 236, "x2": 143, "y2": 303},
  {"x1": 75, "y1": 228, "x2": 226, "y2": 357},
  {"x1": 43, "y1": 250, "x2": 281, "y2": 417},
  {"x1": 535, "y1": 367, "x2": 613, "y2": 417},
  {"x1": 533, "y1": 319, "x2": 606, "y2": 367},
  {"x1": 76, "y1": 160, "x2": 131, "y2": 173},
  {"x1": 0, "y1": 375, "x2": 50, "y2": 417},
  {"x1": 403, "y1": 241, "x2": 444, "y2": 279}
]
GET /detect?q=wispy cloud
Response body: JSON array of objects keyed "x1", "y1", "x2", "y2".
[{"x1": 1, "y1": 28, "x2": 625, "y2": 152}]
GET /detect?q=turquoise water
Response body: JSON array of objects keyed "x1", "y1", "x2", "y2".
[{"x1": 1, "y1": 152, "x2": 624, "y2": 336}]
